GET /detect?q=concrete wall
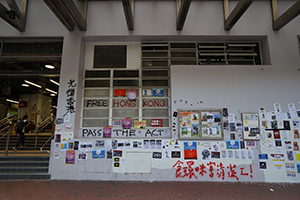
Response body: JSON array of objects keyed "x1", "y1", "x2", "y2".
[{"x1": 0, "y1": 0, "x2": 300, "y2": 182}]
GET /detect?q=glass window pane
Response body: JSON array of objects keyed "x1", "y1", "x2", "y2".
[
  {"x1": 142, "y1": 80, "x2": 168, "y2": 86},
  {"x1": 113, "y1": 80, "x2": 139, "y2": 86},
  {"x1": 114, "y1": 70, "x2": 139, "y2": 78},
  {"x1": 85, "y1": 70, "x2": 110, "y2": 78},
  {"x1": 113, "y1": 109, "x2": 139, "y2": 117},
  {"x1": 84, "y1": 89, "x2": 109, "y2": 97},
  {"x1": 83, "y1": 99, "x2": 109, "y2": 108},
  {"x1": 82, "y1": 119, "x2": 108, "y2": 127},
  {"x1": 142, "y1": 70, "x2": 168, "y2": 77},
  {"x1": 82, "y1": 109, "x2": 109, "y2": 117},
  {"x1": 85, "y1": 80, "x2": 110, "y2": 87}
]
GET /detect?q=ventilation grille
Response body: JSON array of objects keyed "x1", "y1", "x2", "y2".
[
  {"x1": 94, "y1": 45, "x2": 127, "y2": 68},
  {"x1": 142, "y1": 41, "x2": 262, "y2": 66}
]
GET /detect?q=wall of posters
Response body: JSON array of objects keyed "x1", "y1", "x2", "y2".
[{"x1": 178, "y1": 109, "x2": 223, "y2": 140}]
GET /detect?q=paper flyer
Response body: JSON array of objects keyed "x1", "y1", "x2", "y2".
[
  {"x1": 134, "y1": 120, "x2": 146, "y2": 129},
  {"x1": 128, "y1": 89, "x2": 136, "y2": 100},
  {"x1": 66, "y1": 150, "x2": 75, "y2": 164},
  {"x1": 184, "y1": 141, "x2": 197, "y2": 159},
  {"x1": 152, "y1": 89, "x2": 164, "y2": 97},
  {"x1": 92, "y1": 149, "x2": 105, "y2": 159},
  {"x1": 123, "y1": 117, "x2": 132, "y2": 129},
  {"x1": 78, "y1": 152, "x2": 87, "y2": 160},
  {"x1": 114, "y1": 89, "x2": 126, "y2": 97},
  {"x1": 103, "y1": 125, "x2": 112, "y2": 138}
]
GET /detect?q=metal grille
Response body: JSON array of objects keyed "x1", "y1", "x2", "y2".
[{"x1": 93, "y1": 45, "x2": 127, "y2": 68}]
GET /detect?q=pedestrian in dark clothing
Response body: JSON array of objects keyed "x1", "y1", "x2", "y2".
[{"x1": 13, "y1": 115, "x2": 29, "y2": 151}]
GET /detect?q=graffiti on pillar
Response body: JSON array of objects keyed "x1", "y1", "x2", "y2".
[
  {"x1": 63, "y1": 78, "x2": 77, "y2": 122},
  {"x1": 172, "y1": 160, "x2": 253, "y2": 181}
]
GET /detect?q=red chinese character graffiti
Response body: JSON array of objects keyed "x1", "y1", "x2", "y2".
[
  {"x1": 207, "y1": 162, "x2": 216, "y2": 178},
  {"x1": 173, "y1": 160, "x2": 184, "y2": 178},
  {"x1": 182, "y1": 161, "x2": 197, "y2": 179},
  {"x1": 240, "y1": 165, "x2": 253, "y2": 178},
  {"x1": 227, "y1": 164, "x2": 239, "y2": 180},
  {"x1": 172, "y1": 160, "x2": 197, "y2": 179},
  {"x1": 198, "y1": 163, "x2": 207, "y2": 176},
  {"x1": 217, "y1": 162, "x2": 225, "y2": 180}
]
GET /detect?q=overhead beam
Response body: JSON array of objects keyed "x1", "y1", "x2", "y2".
[
  {"x1": 176, "y1": 0, "x2": 191, "y2": 31},
  {"x1": 60, "y1": 0, "x2": 88, "y2": 31},
  {"x1": 43, "y1": 0, "x2": 75, "y2": 31},
  {"x1": 0, "y1": 0, "x2": 27, "y2": 32},
  {"x1": 122, "y1": 0, "x2": 134, "y2": 30},
  {"x1": 0, "y1": 70, "x2": 60, "y2": 77},
  {"x1": 223, "y1": 0, "x2": 254, "y2": 31},
  {"x1": 271, "y1": 0, "x2": 300, "y2": 30},
  {"x1": 44, "y1": 0, "x2": 87, "y2": 31}
]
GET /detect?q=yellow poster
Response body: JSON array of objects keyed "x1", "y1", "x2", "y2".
[{"x1": 134, "y1": 120, "x2": 146, "y2": 129}]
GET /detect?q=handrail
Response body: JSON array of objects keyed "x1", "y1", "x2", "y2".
[
  {"x1": 34, "y1": 115, "x2": 55, "y2": 150},
  {"x1": 0, "y1": 114, "x2": 14, "y2": 128},
  {"x1": 0, "y1": 125, "x2": 10, "y2": 134},
  {"x1": 40, "y1": 134, "x2": 54, "y2": 154},
  {"x1": 4, "y1": 122, "x2": 14, "y2": 156},
  {"x1": 0, "y1": 114, "x2": 13, "y2": 124}
]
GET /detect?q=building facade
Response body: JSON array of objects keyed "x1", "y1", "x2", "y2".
[{"x1": 0, "y1": 0, "x2": 300, "y2": 182}]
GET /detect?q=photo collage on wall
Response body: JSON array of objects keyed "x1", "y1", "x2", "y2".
[{"x1": 178, "y1": 109, "x2": 223, "y2": 140}]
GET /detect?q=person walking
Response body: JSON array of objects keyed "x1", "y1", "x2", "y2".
[{"x1": 12, "y1": 115, "x2": 29, "y2": 151}]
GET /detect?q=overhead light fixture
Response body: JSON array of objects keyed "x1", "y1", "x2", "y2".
[
  {"x1": 50, "y1": 93, "x2": 56, "y2": 96},
  {"x1": 45, "y1": 65, "x2": 55, "y2": 69},
  {"x1": 25, "y1": 80, "x2": 42, "y2": 88},
  {"x1": 46, "y1": 88, "x2": 58, "y2": 94},
  {"x1": 22, "y1": 84, "x2": 29, "y2": 87},
  {"x1": 50, "y1": 79, "x2": 60, "y2": 86},
  {"x1": 6, "y1": 99, "x2": 19, "y2": 104}
]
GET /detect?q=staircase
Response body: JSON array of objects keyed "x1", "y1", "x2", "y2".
[
  {"x1": 0, "y1": 133, "x2": 53, "y2": 179},
  {"x1": 0, "y1": 156, "x2": 50, "y2": 180},
  {"x1": 0, "y1": 133, "x2": 52, "y2": 152},
  {"x1": 0, "y1": 115, "x2": 54, "y2": 180}
]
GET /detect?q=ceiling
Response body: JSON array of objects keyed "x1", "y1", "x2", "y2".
[{"x1": 0, "y1": 37, "x2": 62, "y2": 108}]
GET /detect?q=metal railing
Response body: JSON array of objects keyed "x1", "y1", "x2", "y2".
[
  {"x1": 34, "y1": 114, "x2": 55, "y2": 150},
  {"x1": 0, "y1": 114, "x2": 55, "y2": 155}
]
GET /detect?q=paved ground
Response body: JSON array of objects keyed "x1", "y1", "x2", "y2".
[{"x1": 0, "y1": 180, "x2": 299, "y2": 200}]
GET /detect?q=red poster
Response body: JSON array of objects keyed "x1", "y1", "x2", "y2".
[
  {"x1": 114, "y1": 89, "x2": 126, "y2": 97},
  {"x1": 151, "y1": 119, "x2": 163, "y2": 127}
]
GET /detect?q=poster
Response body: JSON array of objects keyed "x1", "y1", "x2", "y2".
[
  {"x1": 226, "y1": 140, "x2": 240, "y2": 149},
  {"x1": 128, "y1": 89, "x2": 136, "y2": 100},
  {"x1": 114, "y1": 89, "x2": 126, "y2": 97},
  {"x1": 78, "y1": 152, "x2": 87, "y2": 160},
  {"x1": 242, "y1": 113, "x2": 260, "y2": 140},
  {"x1": 66, "y1": 150, "x2": 75, "y2": 164},
  {"x1": 123, "y1": 118, "x2": 131, "y2": 129},
  {"x1": 92, "y1": 149, "x2": 105, "y2": 159},
  {"x1": 103, "y1": 125, "x2": 112, "y2": 138},
  {"x1": 151, "y1": 119, "x2": 163, "y2": 127},
  {"x1": 134, "y1": 120, "x2": 146, "y2": 129},
  {"x1": 184, "y1": 141, "x2": 197, "y2": 159},
  {"x1": 153, "y1": 89, "x2": 164, "y2": 97}
]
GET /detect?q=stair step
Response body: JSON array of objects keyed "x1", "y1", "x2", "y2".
[
  {"x1": 0, "y1": 173, "x2": 50, "y2": 180},
  {"x1": 0, "y1": 166, "x2": 48, "y2": 173},
  {"x1": 0, "y1": 161, "x2": 49, "y2": 167},
  {"x1": 0, "y1": 156, "x2": 49, "y2": 161}
]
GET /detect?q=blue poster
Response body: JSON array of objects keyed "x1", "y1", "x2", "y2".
[
  {"x1": 153, "y1": 89, "x2": 164, "y2": 97},
  {"x1": 226, "y1": 140, "x2": 240, "y2": 149},
  {"x1": 92, "y1": 149, "x2": 105, "y2": 159},
  {"x1": 259, "y1": 153, "x2": 268, "y2": 160},
  {"x1": 184, "y1": 141, "x2": 197, "y2": 150}
]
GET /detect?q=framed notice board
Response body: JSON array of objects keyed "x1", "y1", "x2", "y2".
[
  {"x1": 241, "y1": 113, "x2": 260, "y2": 140},
  {"x1": 178, "y1": 109, "x2": 223, "y2": 140}
]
